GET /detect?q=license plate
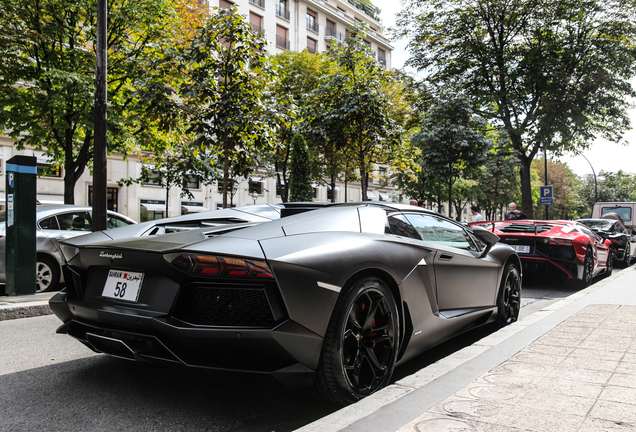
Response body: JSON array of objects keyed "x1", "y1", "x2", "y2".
[
  {"x1": 511, "y1": 245, "x2": 530, "y2": 254},
  {"x1": 102, "y1": 270, "x2": 144, "y2": 302}
]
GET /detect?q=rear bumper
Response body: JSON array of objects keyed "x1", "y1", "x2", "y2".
[{"x1": 49, "y1": 291, "x2": 323, "y2": 388}]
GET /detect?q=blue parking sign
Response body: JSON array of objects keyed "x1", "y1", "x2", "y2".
[{"x1": 540, "y1": 185, "x2": 553, "y2": 198}]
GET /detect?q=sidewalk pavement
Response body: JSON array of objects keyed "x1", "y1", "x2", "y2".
[
  {"x1": 296, "y1": 266, "x2": 636, "y2": 432},
  {"x1": 0, "y1": 290, "x2": 54, "y2": 321},
  {"x1": 2, "y1": 268, "x2": 636, "y2": 431}
]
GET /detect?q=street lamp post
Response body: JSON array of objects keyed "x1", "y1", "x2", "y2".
[{"x1": 578, "y1": 152, "x2": 598, "y2": 214}]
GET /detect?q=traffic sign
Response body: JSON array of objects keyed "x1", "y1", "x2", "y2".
[
  {"x1": 540, "y1": 197, "x2": 554, "y2": 206},
  {"x1": 540, "y1": 185, "x2": 553, "y2": 199}
]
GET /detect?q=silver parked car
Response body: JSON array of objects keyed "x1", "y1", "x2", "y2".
[{"x1": 0, "y1": 205, "x2": 137, "y2": 292}]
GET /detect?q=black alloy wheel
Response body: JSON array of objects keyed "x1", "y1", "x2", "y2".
[
  {"x1": 578, "y1": 250, "x2": 594, "y2": 288},
  {"x1": 497, "y1": 263, "x2": 521, "y2": 325},
  {"x1": 313, "y1": 277, "x2": 399, "y2": 405},
  {"x1": 622, "y1": 242, "x2": 631, "y2": 267}
]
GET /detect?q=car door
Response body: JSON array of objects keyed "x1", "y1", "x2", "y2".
[{"x1": 401, "y1": 213, "x2": 500, "y2": 311}]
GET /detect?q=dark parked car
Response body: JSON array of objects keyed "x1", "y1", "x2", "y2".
[
  {"x1": 576, "y1": 214, "x2": 636, "y2": 267},
  {"x1": 50, "y1": 203, "x2": 521, "y2": 405},
  {"x1": 471, "y1": 219, "x2": 613, "y2": 287},
  {"x1": 0, "y1": 205, "x2": 136, "y2": 292}
]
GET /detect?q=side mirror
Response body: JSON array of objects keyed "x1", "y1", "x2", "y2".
[{"x1": 472, "y1": 225, "x2": 500, "y2": 258}]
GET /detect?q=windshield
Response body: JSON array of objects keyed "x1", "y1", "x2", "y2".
[
  {"x1": 601, "y1": 206, "x2": 632, "y2": 222},
  {"x1": 579, "y1": 220, "x2": 613, "y2": 230}
]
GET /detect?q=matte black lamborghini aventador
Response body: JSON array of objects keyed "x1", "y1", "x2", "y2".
[{"x1": 50, "y1": 203, "x2": 521, "y2": 405}]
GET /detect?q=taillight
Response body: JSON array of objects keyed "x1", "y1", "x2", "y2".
[
  {"x1": 542, "y1": 237, "x2": 572, "y2": 246},
  {"x1": 165, "y1": 253, "x2": 274, "y2": 278}
]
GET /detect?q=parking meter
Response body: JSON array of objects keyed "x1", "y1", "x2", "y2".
[{"x1": 5, "y1": 155, "x2": 37, "y2": 295}]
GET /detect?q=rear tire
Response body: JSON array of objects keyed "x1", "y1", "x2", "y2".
[
  {"x1": 621, "y1": 242, "x2": 631, "y2": 267},
  {"x1": 36, "y1": 255, "x2": 60, "y2": 292},
  {"x1": 497, "y1": 263, "x2": 521, "y2": 326},
  {"x1": 312, "y1": 276, "x2": 399, "y2": 406},
  {"x1": 603, "y1": 251, "x2": 613, "y2": 278},
  {"x1": 577, "y1": 250, "x2": 594, "y2": 288}
]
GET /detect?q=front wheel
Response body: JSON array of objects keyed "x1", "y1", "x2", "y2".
[
  {"x1": 312, "y1": 277, "x2": 399, "y2": 406},
  {"x1": 497, "y1": 263, "x2": 521, "y2": 326}
]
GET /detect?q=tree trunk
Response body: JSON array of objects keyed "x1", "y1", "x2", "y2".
[
  {"x1": 519, "y1": 161, "x2": 534, "y2": 219},
  {"x1": 222, "y1": 132, "x2": 229, "y2": 208}
]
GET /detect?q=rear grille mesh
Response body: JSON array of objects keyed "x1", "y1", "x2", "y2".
[
  {"x1": 499, "y1": 224, "x2": 554, "y2": 233},
  {"x1": 173, "y1": 286, "x2": 277, "y2": 327}
]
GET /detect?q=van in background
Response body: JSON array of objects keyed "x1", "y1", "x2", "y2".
[{"x1": 591, "y1": 202, "x2": 636, "y2": 234}]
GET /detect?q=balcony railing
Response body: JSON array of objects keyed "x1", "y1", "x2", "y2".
[
  {"x1": 378, "y1": 58, "x2": 386, "y2": 67},
  {"x1": 249, "y1": 0, "x2": 264, "y2": 7},
  {"x1": 276, "y1": 35, "x2": 290, "y2": 50},
  {"x1": 307, "y1": 18, "x2": 319, "y2": 33},
  {"x1": 251, "y1": 24, "x2": 263, "y2": 34},
  {"x1": 276, "y1": 5, "x2": 290, "y2": 20},
  {"x1": 325, "y1": 26, "x2": 344, "y2": 41},
  {"x1": 346, "y1": 0, "x2": 380, "y2": 20}
]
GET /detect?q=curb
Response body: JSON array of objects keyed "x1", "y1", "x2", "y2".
[
  {"x1": 0, "y1": 302, "x2": 53, "y2": 321},
  {"x1": 294, "y1": 267, "x2": 634, "y2": 432}
]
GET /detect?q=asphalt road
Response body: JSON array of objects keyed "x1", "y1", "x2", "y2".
[{"x1": 0, "y1": 268, "x2": 627, "y2": 432}]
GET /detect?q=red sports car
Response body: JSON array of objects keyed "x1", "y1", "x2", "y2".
[{"x1": 470, "y1": 220, "x2": 613, "y2": 287}]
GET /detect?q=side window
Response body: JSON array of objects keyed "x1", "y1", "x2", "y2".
[
  {"x1": 403, "y1": 213, "x2": 479, "y2": 252},
  {"x1": 107, "y1": 215, "x2": 133, "y2": 229},
  {"x1": 39, "y1": 216, "x2": 60, "y2": 230},
  {"x1": 386, "y1": 214, "x2": 420, "y2": 240},
  {"x1": 58, "y1": 212, "x2": 92, "y2": 231}
]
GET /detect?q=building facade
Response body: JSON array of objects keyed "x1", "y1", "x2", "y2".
[{"x1": 1, "y1": 0, "x2": 405, "y2": 222}]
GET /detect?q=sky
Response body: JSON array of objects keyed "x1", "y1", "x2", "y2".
[{"x1": 377, "y1": 1, "x2": 636, "y2": 177}]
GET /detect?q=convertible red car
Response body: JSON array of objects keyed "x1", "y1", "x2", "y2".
[{"x1": 470, "y1": 220, "x2": 613, "y2": 287}]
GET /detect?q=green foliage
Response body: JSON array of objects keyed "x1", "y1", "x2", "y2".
[
  {"x1": 475, "y1": 139, "x2": 520, "y2": 220},
  {"x1": 0, "y1": 0, "x2": 182, "y2": 203},
  {"x1": 531, "y1": 158, "x2": 580, "y2": 219},
  {"x1": 288, "y1": 133, "x2": 314, "y2": 202},
  {"x1": 576, "y1": 170, "x2": 636, "y2": 212},
  {"x1": 119, "y1": 140, "x2": 219, "y2": 214},
  {"x1": 410, "y1": 95, "x2": 492, "y2": 217},
  {"x1": 396, "y1": 0, "x2": 636, "y2": 218},
  {"x1": 305, "y1": 26, "x2": 402, "y2": 201},
  {"x1": 170, "y1": 6, "x2": 281, "y2": 208},
  {"x1": 267, "y1": 50, "x2": 331, "y2": 202}
]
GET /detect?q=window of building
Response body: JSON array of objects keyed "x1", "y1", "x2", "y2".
[
  {"x1": 307, "y1": 9, "x2": 318, "y2": 33},
  {"x1": 249, "y1": 0, "x2": 264, "y2": 8},
  {"x1": 276, "y1": 25, "x2": 289, "y2": 49},
  {"x1": 185, "y1": 175, "x2": 200, "y2": 189},
  {"x1": 140, "y1": 199, "x2": 166, "y2": 222},
  {"x1": 307, "y1": 37, "x2": 317, "y2": 53},
  {"x1": 276, "y1": 0, "x2": 290, "y2": 19},
  {"x1": 37, "y1": 165, "x2": 62, "y2": 178},
  {"x1": 248, "y1": 177, "x2": 263, "y2": 194},
  {"x1": 378, "y1": 48, "x2": 386, "y2": 66},
  {"x1": 250, "y1": 12, "x2": 263, "y2": 33},
  {"x1": 219, "y1": 0, "x2": 233, "y2": 8},
  {"x1": 217, "y1": 179, "x2": 235, "y2": 193},
  {"x1": 88, "y1": 186, "x2": 119, "y2": 213},
  {"x1": 276, "y1": 180, "x2": 286, "y2": 197},
  {"x1": 325, "y1": 19, "x2": 336, "y2": 38}
]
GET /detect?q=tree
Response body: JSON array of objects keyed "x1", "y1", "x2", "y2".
[
  {"x1": 396, "y1": 0, "x2": 636, "y2": 218},
  {"x1": 0, "y1": 0, "x2": 187, "y2": 203},
  {"x1": 475, "y1": 141, "x2": 520, "y2": 221},
  {"x1": 269, "y1": 50, "x2": 330, "y2": 202},
  {"x1": 531, "y1": 158, "x2": 579, "y2": 219},
  {"x1": 410, "y1": 95, "x2": 491, "y2": 217},
  {"x1": 577, "y1": 170, "x2": 636, "y2": 212},
  {"x1": 119, "y1": 139, "x2": 219, "y2": 215},
  {"x1": 307, "y1": 27, "x2": 401, "y2": 201},
  {"x1": 288, "y1": 133, "x2": 314, "y2": 202}
]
